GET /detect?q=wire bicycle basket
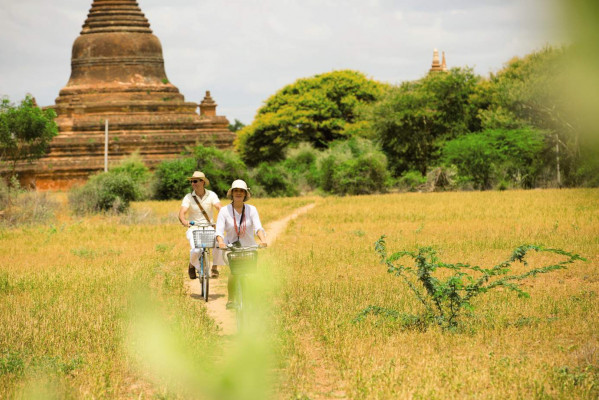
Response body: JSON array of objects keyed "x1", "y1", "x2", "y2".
[
  {"x1": 227, "y1": 250, "x2": 258, "y2": 275},
  {"x1": 192, "y1": 227, "x2": 216, "y2": 248}
]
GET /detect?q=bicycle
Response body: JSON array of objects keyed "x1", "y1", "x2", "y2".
[
  {"x1": 190, "y1": 222, "x2": 216, "y2": 302},
  {"x1": 225, "y1": 244, "x2": 262, "y2": 331}
]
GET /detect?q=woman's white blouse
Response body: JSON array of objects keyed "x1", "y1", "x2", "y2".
[{"x1": 215, "y1": 203, "x2": 265, "y2": 246}]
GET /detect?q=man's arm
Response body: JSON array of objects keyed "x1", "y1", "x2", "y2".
[{"x1": 178, "y1": 206, "x2": 190, "y2": 227}]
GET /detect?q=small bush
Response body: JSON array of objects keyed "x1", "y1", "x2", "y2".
[
  {"x1": 193, "y1": 145, "x2": 251, "y2": 198},
  {"x1": 251, "y1": 162, "x2": 299, "y2": 198},
  {"x1": 151, "y1": 158, "x2": 196, "y2": 200},
  {"x1": 69, "y1": 172, "x2": 139, "y2": 215},
  {"x1": 318, "y1": 138, "x2": 390, "y2": 195},
  {"x1": 151, "y1": 145, "x2": 251, "y2": 200},
  {"x1": 283, "y1": 143, "x2": 321, "y2": 190},
  {"x1": 109, "y1": 153, "x2": 151, "y2": 200},
  {"x1": 397, "y1": 170, "x2": 426, "y2": 192},
  {"x1": 365, "y1": 235, "x2": 586, "y2": 330}
]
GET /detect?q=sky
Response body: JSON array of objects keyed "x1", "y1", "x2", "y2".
[{"x1": 0, "y1": 0, "x2": 563, "y2": 125}]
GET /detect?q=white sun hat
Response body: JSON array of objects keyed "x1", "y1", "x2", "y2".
[{"x1": 226, "y1": 179, "x2": 251, "y2": 200}]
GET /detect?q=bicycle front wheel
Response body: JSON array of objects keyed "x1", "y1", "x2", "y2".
[{"x1": 203, "y1": 273, "x2": 209, "y2": 302}]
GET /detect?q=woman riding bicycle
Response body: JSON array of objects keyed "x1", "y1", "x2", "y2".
[
  {"x1": 215, "y1": 179, "x2": 267, "y2": 309},
  {"x1": 178, "y1": 171, "x2": 224, "y2": 279}
]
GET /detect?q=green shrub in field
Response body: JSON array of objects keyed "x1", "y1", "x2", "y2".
[
  {"x1": 69, "y1": 172, "x2": 139, "y2": 214},
  {"x1": 251, "y1": 162, "x2": 299, "y2": 198},
  {"x1": 442, "y1": 128, "x2": 547, "y2": 190},
  {"x1": 192, "y1": 145, "x2": 251, "y2": 198},
  {"x1": 151, "y1": 157, "x2": 196, "y2": 200},
  {"x1": 152, "y1": 145, "x2": 251, "y2": 199},
  {"x1": 108, "y1": 153, "x2": 151, "y2": 198},
  {"x1": 319, "y1": 137, "x2": 390, "y2": 195},
  {"x1": 397, "y1": 170, "x2": 426, "y2": 192},
  {"x1": 283, "y1": 143, "x2": 320, "y2": 190},
  {"x1": 361, "y1": 235, "x2": 586, "y2": 330}
]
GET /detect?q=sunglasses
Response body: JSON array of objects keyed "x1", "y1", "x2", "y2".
[{"x1": 191, "y1": 180, "x2": 203, "y2": 184}]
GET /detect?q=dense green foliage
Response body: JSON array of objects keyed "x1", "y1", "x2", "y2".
[
  {"x1": 69, "y1": 172, "x2": 140, "y2": 214},
  {"x1": 152, "y1": 145, "x2": 249, "y2": 200},
  {"x1": 108, "y1": 153, "x2": 151, "y2": 199},
  {"x1": 152, "y1": 158, "x2": 197, "y2": 201},
  {"x1": 0, "y1": 95, "x2": 58, "y2": 180},
  {"x1": 368, "y1": 236, "x2": 586, "y2": 329},
  {"x1": 237, "y1": 70, "x2": 386, "y2": 166},
  {"x1": 443, "y1": 128, "x2": 548, "y2": 189},
  {"x1": 364, "y1": 47, "x2": 597, "y2": 189},
  {"x1": 192, "y1": 145, "x2": 250, "y2": 198},
  {"x1": 319, "y1": 138, "x2": 390, "y2": 195},
  {"x1": 371, "y1": 68, "x2": 480, "y2": 176},
  {"x1": 69, "y1": 156, "x2": 149, "y2": 214},
  {"x1": 251, "y1": 162, "x2": 299, "y2": 198}
]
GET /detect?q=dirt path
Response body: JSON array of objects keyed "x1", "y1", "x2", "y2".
[{"x1": 186, "y1": 203, "x2": 316, "y2": 335}]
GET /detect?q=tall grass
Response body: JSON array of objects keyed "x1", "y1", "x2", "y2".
[
  {"x1": 1, "y1": 190, "x2": 597, "y2": 398},
  {"x1": 266, "y1": 189, "x2": 599, "y2": 399},
  {"x1": 0, "y1": 196, "x2": 310, "y2": 398}
]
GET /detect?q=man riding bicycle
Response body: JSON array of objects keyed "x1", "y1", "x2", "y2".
[{"x1": 178, "y1": 171, "x2": 224, "y2": 279}]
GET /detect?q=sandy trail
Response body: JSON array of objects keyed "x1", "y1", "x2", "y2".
[{"x1": 186, "y1": 203, "x2": 316, "y2": 335}]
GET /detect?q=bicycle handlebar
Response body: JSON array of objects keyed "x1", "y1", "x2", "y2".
[
  {"x1": 189, "y1": 221, "x2": 214, "y2": 228},
  {"x1": 225, "y1": 244, "x2": 265, "y2": 251}
]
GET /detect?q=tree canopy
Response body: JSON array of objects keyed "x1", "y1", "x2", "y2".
[
  {"x1": 0, "y1": 95, "x2": 58, "y2": 179},
  {"x1": 371, "y1": 67, "x2": 481, "y2": 176},
  {"x1": 236, "y1": 70, "x2": 387, "y2": 166}
]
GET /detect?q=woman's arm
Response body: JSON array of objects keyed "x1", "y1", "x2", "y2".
[
  {"x1": 250, "y1": 205, "x2": 267, "y2": 247},
  {"x1": 215, "y1": 206, "x2": 227, "y2": 248}
]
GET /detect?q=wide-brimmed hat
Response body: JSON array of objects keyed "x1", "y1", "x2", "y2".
[
  {"x1": 226, "y1": 179, "x2": 251, "y2": 200},
  {"x1": 187, "y1": 171, "x2": 210, "y2": 186}
]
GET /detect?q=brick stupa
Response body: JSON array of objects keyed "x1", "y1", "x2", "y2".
[
  {"x1": 25, "y1": 0, "x2": 234, "y2": 189},
  {"x1": 429, "y1": 49, "x2": 448, "y2": 73}
]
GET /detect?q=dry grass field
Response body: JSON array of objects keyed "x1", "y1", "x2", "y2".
[{"x1": 0, "y1": 189, "x2": 597, "y2": 399}]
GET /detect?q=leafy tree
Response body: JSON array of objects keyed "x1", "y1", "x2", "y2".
[
  {"x1": 236, "y1": 70, "x2": 387, "y2": 166},
  {"x1": 443, "y1": 128, "x2": 547, "y2": 189},
  {"x1": 371, "y1": 68, "x2": 481, "y2": 176},
  {"x1": 152, "y1": 157, "x2": 197, "y2": 200},
  {"x1": 0, "y1": 95, "x2": 58, "y2": 180},
  {"x1": 482, "y1": 47, "x2": 585, "y2": 186},
  {"x1": 228, "y1": 119, "x2": 246, "y2": 133}
]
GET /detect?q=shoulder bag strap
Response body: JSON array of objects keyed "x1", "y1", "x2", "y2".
[{"x1": 192, "y1": 194, "x2": 214, "y2": 226}]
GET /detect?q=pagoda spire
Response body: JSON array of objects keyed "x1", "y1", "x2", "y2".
[
  {"x1": 429, "y1": 48, "x2": 447, "y2": 73},
  {"x1": 441, "y1": 51, "x2": 448, "y2": 71},
  {"x1": 81, "y1": 0, "x2": 152, "y2": 34}
]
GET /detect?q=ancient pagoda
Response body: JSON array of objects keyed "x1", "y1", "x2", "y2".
[
  {"x1": 26, "y1": 0, "x2": 234, "y2": 189},
  {"x1": 429, "y1": 49, "x2": 448, "y2": 73}
]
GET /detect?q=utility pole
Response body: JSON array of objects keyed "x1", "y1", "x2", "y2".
[
  {"x1": 104, "y1": 119, "x2": 109, "y2": 172},
  {"x1": 555, "y1": 133, "x2": 561, "y2": 187}
]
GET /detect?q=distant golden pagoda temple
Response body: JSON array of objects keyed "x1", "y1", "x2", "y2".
[
  {"x1": 429, "y1": 49, "x2": 448, "y2": 73},
  {"x1": 22, "y1": 0, "x2": 234, "y2": 189}
]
